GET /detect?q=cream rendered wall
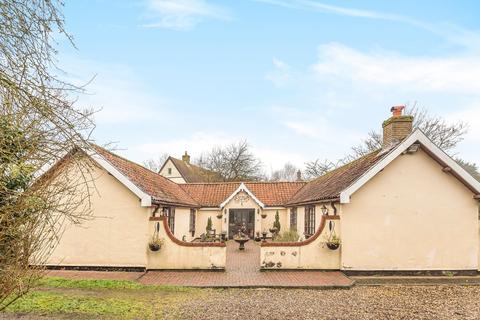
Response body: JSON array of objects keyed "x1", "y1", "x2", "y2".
[
  {"x1": 196, "y1": 209, "x2": 223, "y2": 237},
  {"x1": 261, "y1": 208, "x2": 288, "y2": 237},
  {"x1": 47, "y1": 163, "x2": 150, "y2": 268},
  {"x1": 147, "y1": 219, "x2": 226, "y2": 270},
  {"x1": 260, "y1": 218, "x2": 341, "y2": 270},
  {"x1": 172, "y1": 207, "x2": 194, "y2": 241},
  {"x1": 341, "y1": 149, "x2": 479, "y2": 271},
  {"x1": 159, "y1": 159, "x2": 186, "y2": 183}
]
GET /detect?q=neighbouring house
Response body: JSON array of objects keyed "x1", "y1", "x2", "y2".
[
  {"x1": 158, "y1": 152, "x2": 223, "y2": 183},
  {"x1": 46, "y1": 107, "x2": 480, "y2": 273}
]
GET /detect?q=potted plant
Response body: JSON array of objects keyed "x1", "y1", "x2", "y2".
[
  {"x1": 261, "y1": 231, "x2": 267, "y2": 241},
  {"x1": 254, "y1": 232, "x2": 261, "y2": 242},
  {"x1": 148, "y1": 236, "x2": 164, "y2": 252},
  {"x1": 216, "y1": 212, "x2": 223, "y2": 219},
  {"x1": 261, "y1": 212, "x2": 267, "y2": 219},
  {"x1": 326, "y1": 235, "x2": 341, "y2": 250},
  {"x1": 273, "y1": 211, "x2": 281, "y2": 232},
  {"x1": 206, "y1": 217, "x2": 213, "y2": 233},
  {"x1": 220, "y1": 231, "x2": 227, "y2": 242}
]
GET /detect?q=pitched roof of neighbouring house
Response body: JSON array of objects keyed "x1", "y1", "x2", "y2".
[
  {"x1": 287, "y1": 149, "x2": 388, "y2": 205},
  {"x1": 93, "y1": 146, "x2": 199, "y2": 207},
  {"x1": 164, "y1": 157, "x2": 223, "y2": 183},
  {"x1": 180, "y1": 182, "x2": 306, "y2": 207}
]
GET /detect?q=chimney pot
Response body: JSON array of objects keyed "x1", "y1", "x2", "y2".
[
  {"x1": 390, "y1": 105, "x2": 405, "y2": 117},
  {"x1": 182, "y1": 151, "x2": 190, "y2": 164}
]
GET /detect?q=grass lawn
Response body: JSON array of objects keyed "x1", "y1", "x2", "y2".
[{"x1": 3, "y1": 277, "x2": 201, "y2": 319}]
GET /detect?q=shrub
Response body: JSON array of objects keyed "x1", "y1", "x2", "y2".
[
  {"x1": 273, "y1": 210, "x2": 281, "y2": 232},
  {"x1": 206, "y1": 217, "x2": 212, "y2": 233}
]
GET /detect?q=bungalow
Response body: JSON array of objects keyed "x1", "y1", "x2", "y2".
[{"x1": 46, "y1": 107, "x2": 480, "y2": 272}]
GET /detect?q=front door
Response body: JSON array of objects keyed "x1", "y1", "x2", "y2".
[{"x1": 229, "y1": 209, "x2": 255, "y2": 239}]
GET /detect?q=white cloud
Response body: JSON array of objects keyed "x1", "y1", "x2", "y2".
[
  {"x1": 137, "y1": 131, "x2": 237, "y2": 159},
  {"x1": 265, "y1": 57, "x2": 292, "y2": 87},
  {"x1": 252, "y1": 147, "x2": 306, "y2": 171},
  {"x1": 254, "y1": 0, "x2": 480, "y2": 51},
  {"x1": 283, "y1": 121, "x2": 319, "y2": 138},
  {"x1": 137, "y1": 131, "x2": 310, "y2": 171},
  {"x1": 448, "y1": 106, "x2": 480, "y2": 163},
  {"x1": 62, "y1": 57, "x2": 165, "y2": 125},
  {"x1": 313, "y1": 43, "x2": 480, "y2": 94},
  {"x1": 142, "y1": 0, "x2": 231, "y2": 30}
]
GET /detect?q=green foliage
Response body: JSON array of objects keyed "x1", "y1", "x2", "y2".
[
  {"x1": 5, "y1": 278, "x2": 197, "y2": 318},
  {"x1": 206, "y1": 216, "x2": 213, "y2": 233},
  {"x1": 273, "y1": 210, "x2": 281, "y2": 232},
  {"x1": 327, "y1": 235, "x2": 341, "y2": 245},
  {"x1": 38, "y1": 277, "x2": 192, "y2": 292},
  {"x1": 273, "y1": 230, "x2": 300, "y2": 242},
  {"x1": 6, "y1": 291, "x2": 147, "y2": 317}
]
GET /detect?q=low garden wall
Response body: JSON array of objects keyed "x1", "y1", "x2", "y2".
[
  {"x1": 260, "y1": 215, "x2": 341, "y2": 270},
  {"x1": 147, "y1": 216, "x2": 226, "y2": 270}
]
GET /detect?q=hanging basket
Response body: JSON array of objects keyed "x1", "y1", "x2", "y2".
[
  {"x1": 326, "y1": 242, "x2": 340, "y2": 250},
  {"x1": 149, "y1": 242, "x2": 162, "y2": 252},
  {"x1": 216, "y1": 214, "x2": 223, "y2": 219},
  {"x1": 261, "y1": 213, "x2": 267, "y2": 219}
]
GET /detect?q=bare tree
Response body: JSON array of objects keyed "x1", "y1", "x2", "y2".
[
  {"x1": 270, "y1": 163, "x2": 301, "y2": 182},
  {"x1": 143, "y1": 153, "x2": 169, "y2": 173},
  {"x1": 1, "y1": 0, "x2": 96, "y2": 309},
  {"x1": 456, "y1": 159, "x2": 480, "y2": 182},
  {"x1": 197, "y1": 141, "x2": 265, "y2": 181},
  {"x1": 347, "y1": 104, "x2": 468, "y2": 160},
  {"x1": 304, "y1": 159, "x2": 337, "y2": 180},
  {"x1": 305, "y1": 105, "x2": 476, "y2": 179}
]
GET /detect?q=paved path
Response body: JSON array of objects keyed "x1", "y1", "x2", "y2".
[{"x1": 49, "y1": 241, "x2": 353, "y2": 288}]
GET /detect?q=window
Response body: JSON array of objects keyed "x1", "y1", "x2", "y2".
[
  {"x1": 167, "y1": 167, "x2": 172, "y2": 175},
  {"x1": 290, "y1": 207, "x2": 297, "y2": 231},
  {"x1": 189, "y1": 209, "x2": 196, "y2": 234},
  {"x1": 304, "y1": 205, "x2": 315, "y2": 236},
  {"x1": 164, "y1": 207, "x2": 175, "y2": 234}
]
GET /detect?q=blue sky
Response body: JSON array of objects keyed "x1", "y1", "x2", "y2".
[{"x1": 59, "y1": 0, "x2": 480, "y2": 172}]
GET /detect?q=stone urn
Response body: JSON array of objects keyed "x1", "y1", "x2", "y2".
[
  {"x1": 233, "y1": 236, "x2": 249, "y2": 250},
  {"x1": 234, "y1": 224, "x2": 249, "y2": 250}
]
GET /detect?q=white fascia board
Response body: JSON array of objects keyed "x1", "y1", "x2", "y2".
[
  {"x1": 339, "y1": 129, "x2": 480, "y2": 204},
  {"x1": 89, "y1": 152, "x2": 152, "y2": 207},
  {"x1": 219, "y1": 182, "x2": 265, "y2": 208}
]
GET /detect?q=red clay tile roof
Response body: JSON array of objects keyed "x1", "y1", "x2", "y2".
[
  {"x1": 92, "y1": 145, "x2": 392, "y2": 208},
  {"x1": 287, "y1": 150, "x2": 387, "y2": 205},
  {"x1": 167, "y1": 157, "x2": 223, "y2": 183},
  {"x1": 180, "y1": 182, "x2": 306, "y2": 207},
  {"x1": 93, "y1": 146, "x2": 198, "y2": 207}
]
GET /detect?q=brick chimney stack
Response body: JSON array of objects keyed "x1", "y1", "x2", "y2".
[
  {"x1": 382, "y1": 106, "x2": 413, "y2": 148},
  {"x1": 182, "y1": 151, "x2": 190, "y2": 164},
  {"x1": 296, "y1": 170, "x2": 302, "y2": 181}
]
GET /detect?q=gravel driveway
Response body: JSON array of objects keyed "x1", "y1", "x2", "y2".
[{"x1": 179, "y1": 285, "x2": 480, "y2": 320}]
